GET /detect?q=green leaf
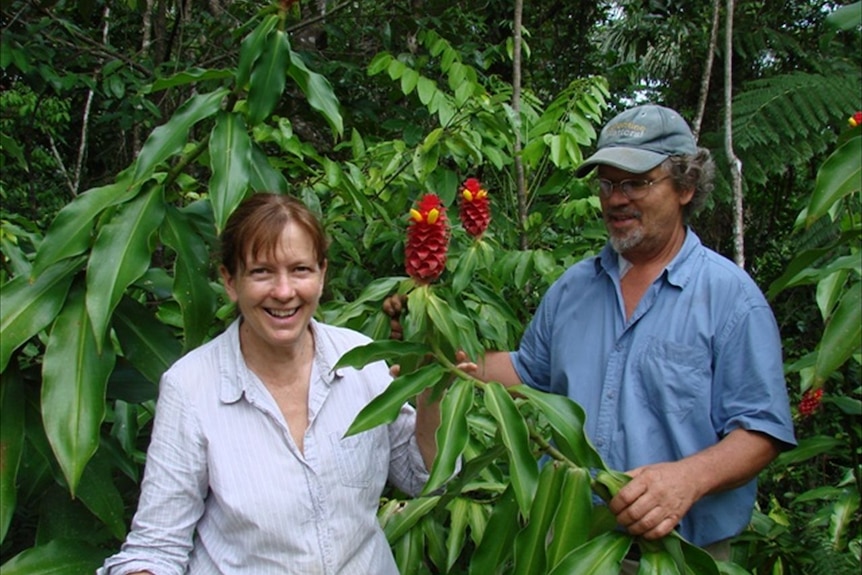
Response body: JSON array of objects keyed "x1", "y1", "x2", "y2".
[
  {"x1": 381, "y1": 495, "x2": 441, "y2": 542},
  {"x1": 247, "y1": 29, "x2": 290, "y2": 127},
  {"x1": 417, "y1": 76, "x2": 437, "y2": 105},
  {"x1": 483, "y1": 382, "x2": 539, "y2": 517},
  {"x1": 345, "y1": 363, "x2": 446, "y2": 436},
  {"x1": 0, "y1": 539, "x2": 109, "y2": 575},
  {"x1": 334, "y1": 339, "x2": 431, "y2": 371},
  {"x1": 547, "y1": 531, "x2": 632, "y2": 575},
  {"x1": 515, "y1": 385, "x2": 606, "y2": 470},
  {"x1": 146, "y1": 67, "x2": 234, "y2": 93},
  {"x1": 75, "y1": 447, "x2": 127, "y2": 540},
  {"x1": 814, "y1": 283, "x2": 861, "y2": 386},
  {"x1": 446, "y1": 497, "x2": 471, "y2": 570},
  {"x1": 828, "y1": 489, "x2": 860, "y2": 551},
  {"x1": 775, "y1": 435, "x2": 844, "y2": 466},
  {"x1": 85, "y1": 184, "x2": 166, "y2": 351},
  {"x1": 638, "y1": 549, "x2": 683, "y2": 575},
  {"x1": 469, "y1": 486, "x2": 520, "y2": 574},
  {"x1": 112, "y1": 296, "x2": 183, "y2": 385},
  {"x1": 806, "y1": 135, "x2": 862, "y2": 226},
  {"x1": 31, "y1": 174, "x2": 138, "y2": 276},
  {"x1": 513, "y1": 462, "x2": 566, "y2": 575},
  {"x1": 423, "y1": 378, "x2": 473, "y2": 494},
  {"x1": 160, "y1": 207, "x2": 217, "y2": 350},
  {"x1": 547, "y1": 466, "x2": 593, "y2": 568},
  {"x1": 249, "y1": 144, "x2": 289, "y2": 194},
  {"x1": 208, "y1": 111, "x2": 252, "y2": 234},
  {"x1": 42, "y1": 285, "x2": 116, "y2": 496},
  {"x1": 0, "y1": 370, "x2": 25, "y2": 542},
  {"x1": 367, "y1": 52, "x2": 393, "y2": 76},
  {"x1": 236, "y1": 15, "x2": 278, "y2": 89},
  {"x1": 392, "y1": 521, "x2": 424, "y2": 574},
  {"x1": 132, "y1": 89, "x2": 229, "y2": 185},
  {"x1": 0, "y1": 256, "x2": 83, "y2": 373}
]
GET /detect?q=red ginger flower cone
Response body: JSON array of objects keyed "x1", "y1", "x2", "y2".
[
  {"x1": 799, "y1": 388, "x2": 823, "y2": 417},
  {"x1": 405, "y1": 193, "x2": 450, "y2": 283},
  {"x1": 849, "y1": 112, "x2": 862, "y2": 128},
  {"x1": 459, "y1": 177, "x2": 490, "y2": 237}
]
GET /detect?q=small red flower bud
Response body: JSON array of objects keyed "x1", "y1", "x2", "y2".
[
  {"x1": 799, "y1": 387, "x2": 823, "y2": 417},
  {"x1": 405, "y1": 194, "x2": 450, "y2": 283},
  {"x1": 849, "y1": 112, "x2": 862, "y2": 128},
  {"x1": 459, "y1": 178, "x2": 490, "y2": 237}
]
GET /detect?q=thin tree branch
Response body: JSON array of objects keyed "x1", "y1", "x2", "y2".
[
  {"x1": 724, "y1": 0, "x2": 744, "y2": 268},
  {"x1": 693, "y1": 0, "x2": 721, "y2": 141},
  {"x1": 512, "y1": 0, "x2": 528, "y2": 251}
]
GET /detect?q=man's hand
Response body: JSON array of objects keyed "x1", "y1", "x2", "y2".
[{"x1": 608, "y1": 460, "x2": 701, "y2": 541}]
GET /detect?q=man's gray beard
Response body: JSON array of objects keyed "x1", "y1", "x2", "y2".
[{"x1": 609, "y1": 227, "x2": 644, "y2": 255}]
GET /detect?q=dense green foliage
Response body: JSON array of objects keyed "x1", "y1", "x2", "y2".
[{"x1": 1, "y1": 0, "x2": 860, "y2": 573}]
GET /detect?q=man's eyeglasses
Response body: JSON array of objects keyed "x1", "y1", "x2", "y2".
[{"x1": 595, "y1": 175, "x2": 672, "y2": 200}]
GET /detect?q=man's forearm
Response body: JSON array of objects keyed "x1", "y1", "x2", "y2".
[{"x1": 477, "y1": 351, "x2": 522, "y2": 387}]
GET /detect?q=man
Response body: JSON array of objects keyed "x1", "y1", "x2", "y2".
[{"x1": 459, "y1": 104, "x2": 796, "y2": 569}]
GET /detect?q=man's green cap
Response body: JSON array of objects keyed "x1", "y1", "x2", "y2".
[{"x1": 576, "y1": 104, "x2": 697, "y2": 177}]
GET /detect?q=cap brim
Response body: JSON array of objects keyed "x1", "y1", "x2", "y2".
[{"x1": 575, "y1": 147, "x2": 668, "y2": 178}]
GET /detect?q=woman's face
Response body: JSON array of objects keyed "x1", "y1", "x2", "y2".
[{"x1": 221, "y1": 222, "x2": 326, "y2": 356}]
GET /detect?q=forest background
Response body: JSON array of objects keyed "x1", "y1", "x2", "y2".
[{"x1": 0, "y1": 0, "x2": 860, "y2": 574}]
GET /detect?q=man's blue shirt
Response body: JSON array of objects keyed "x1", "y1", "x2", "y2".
[{"x1": 510, "y1": 229, "x2": 796, "y2": 547}]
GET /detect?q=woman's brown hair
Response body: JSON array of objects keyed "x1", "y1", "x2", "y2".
[{"x1": 219, "y1": 193, "x2": 328, "y2": 275}]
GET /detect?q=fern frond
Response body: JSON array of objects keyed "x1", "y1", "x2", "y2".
[{"x1": 729, "y1": 72, "x2": 861, "y2": 186}]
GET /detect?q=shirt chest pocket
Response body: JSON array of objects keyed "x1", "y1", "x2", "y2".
[
  {"x1": 635, "y1": 337, "x2": 712, "y2": 415},
  {"x1": 330, "y1": 430, "x2": 387, "y2": 488}
]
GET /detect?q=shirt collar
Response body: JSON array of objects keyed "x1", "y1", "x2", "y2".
[{"x1": 218, "y1": 318, "x2": 344, "y2": 404}]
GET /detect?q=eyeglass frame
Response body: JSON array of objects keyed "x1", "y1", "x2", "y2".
[{"x1": 594, "y1": 175, "x2": 673, "y2": 200}]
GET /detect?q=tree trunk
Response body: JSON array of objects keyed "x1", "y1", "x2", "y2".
[
  {"x1": 693, "y1": 0, "x2": 721, "y2": 141},
  {"x1": 512, "y1": 0, "x2": 528, "y2": 250},
  {"x1": 724, "y1": 0, "x2": 744, "y2": 268}
]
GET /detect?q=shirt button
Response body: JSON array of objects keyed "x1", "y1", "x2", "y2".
[
  {"x1": 596, "y1": 439, "x2": 605, "y2": 447},
  {"x1": 614, "y1": 343, "x2": 623, "y2": 352},
  {"x1": 607, "y1": 391, "x2": 616, "y2": 399}
]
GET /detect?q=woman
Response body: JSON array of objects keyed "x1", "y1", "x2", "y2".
[{"x1": 100, "y1": 193, "x2": 441, "y2": 574}]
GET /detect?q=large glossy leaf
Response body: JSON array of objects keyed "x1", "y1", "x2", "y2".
[
  {"x1": 345, "y1": 363, "x2": 446, "y2": 436},
  {"x1": 146, "y1": 67, "x2": 234, "y2": 93},
  {"x1": 775, "y1": 435, "x2": 845, "y2": 466},
  {"x1": 334, "y1": 339, "x2": 431, "y2": 371},
  {"x1": 249, "y1": 144, "x2": 289, "y2": 194},
  {"x1": 247, "y1": 29, "x2": 290, "y2": 127},
  {"x1": 31, "y1": 174, "x2": 138, "y2": 276},
  {"x1": 814, "y1": 283, "x2": 861, "y2": 386},
  {"x1": 423, "y1": 377, "x2": 473, "y2": 494},
  {"x1": 161, "y1": 206, "x2": 217, "y2": 349},
  {"x1": 86, "y1": 184, "x2": 166, "y2": 351},
  {"x1": 446, "y1": 497, "x2": 471, "y2": 571},
  {"x1": 513, "y1": 462, "x2": 566, "y2": 575},
  {"x1": 287, "y1": 50, "x2": 344, "y2": 137},
  {"x1": 392, "y1": 522, "x2": 424, "y2": 574},
  {"x1": 381, "y1": 495, "x2": 441, "y2": 542},
  {"x1": 132, "y1": 89, "x2": 229, "y2": 185},
  {"x1": 547, "y1": 466, "x2": 593, "y2": 568},
  {"x1": 0, "y1": 539, "x2": 109, "y2": 575},
  {"x1": 638, "y1": 549, "x2": 683, "y2": 575},
  {"x1": 484, "y1": 382, "x2": 539, "y2": 517},
  {"x1": 0, "y1": 256, "x2": 83, "y2": 372},
  {"x1": 112, "y1": 296, "x2": 183, "y2": 385},
  {"x1": 75, "y1": 446, "x2": 127, "y2": 540},
  {"x1": 208, "y1": 111, "x2": 252, "y2": 234},
  {"x1": 469, "y1": 486, "x2": 520, "y2": 575},
  {"x1": 515, "y1": 384, "x2": 606, "y2": 470},
  {"x1": 547, "y1": 531, "x2": 632, "y2": 575},
  {"x1": 0, "y1": 370, "x2": 24, "y2": 542},
  {"x1": 806, "y1": 134, "x2": 861, "y2": 225},
  {"x1": 828, "y1": 489, "x2": 860, "y2": 550},
  {"x1": 236, "y1": 15, "x2": 278, "y2": 89},
  {"x1": 42, "y1": 285, "x2": 116, "y2": 496}
]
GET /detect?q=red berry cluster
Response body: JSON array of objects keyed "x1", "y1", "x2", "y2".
[{"x1": 799, "y1": 388, "x2": 823, "y2": 417}]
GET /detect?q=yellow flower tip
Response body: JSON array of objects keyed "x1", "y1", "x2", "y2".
[
  {"x1": 462, "y1": 189, "x2": 474, "y2": 202},
  {"x1": 851, "y1": 118, "x2": 860, "y2": 128},
  {"x1": 427, "y1": 208, "x2": 440, "y2": 225},
  {"x1": 410, "y1": 208, "x2": 423, "y2": 222},
  {"x1": 477, "y1": 189, "x2": 487, "y2": 199}
]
